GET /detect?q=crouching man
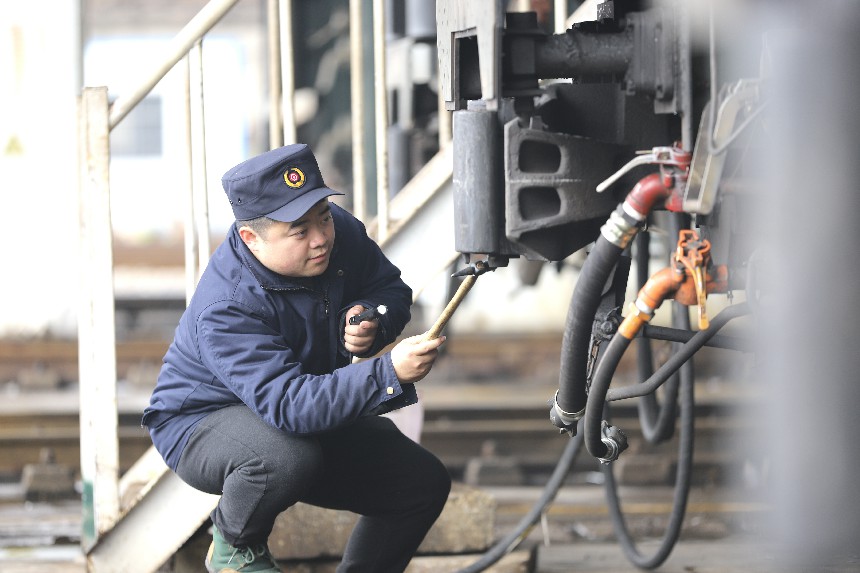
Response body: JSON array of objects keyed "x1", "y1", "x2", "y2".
[{"x1": 142, "y1": 144, "x2": 451, "y2": 573}]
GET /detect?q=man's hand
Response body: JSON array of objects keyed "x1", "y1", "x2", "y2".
[
  {"x1": 390, "y1": 334, "x2": 446, "y2": 383},
  {"x1": 344, "y1": 305, "x2": 380, "y2": 355}
]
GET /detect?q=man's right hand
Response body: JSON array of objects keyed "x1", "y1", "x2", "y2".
[{"x1": 390, "y1": 334, "x2": 446, "y2": 383}]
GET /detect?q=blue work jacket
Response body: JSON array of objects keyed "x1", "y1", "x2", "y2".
[{"x1": 142, "y1": 204, "x2": 415, "y2": 470}]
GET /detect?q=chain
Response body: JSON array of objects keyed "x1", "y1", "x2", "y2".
[
  {"x1": 585, "y1": 307, "x2": 624, "y2": 395},
  {"x1": 584, "y1": 336, "x2": 602, "y2": 395}
]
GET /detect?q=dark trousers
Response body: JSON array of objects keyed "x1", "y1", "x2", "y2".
[{"x1": 175, "y1": 404, "x2": 451, "y2": 573}]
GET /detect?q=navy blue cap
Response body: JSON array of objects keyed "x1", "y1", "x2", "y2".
[{"x1": 222, "y1": 144, "x2": 344, "y2": 222}]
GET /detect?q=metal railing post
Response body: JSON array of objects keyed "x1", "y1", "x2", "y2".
[
  {"x1": 77, "y1": 86, "x2": 120, "y2": 549},
  {"x1": 373, "y1": 0, "x2": 390, "y2": 241},
  {"x1": 182, "y1": 56, "x2": 200, "y2": 304},
  {"x1": 268, "y1": 0, "x2": 284, "y2": 149},
  {"x1": 279, "y1": 0, "x2": 297, "y2": 145},
  {"x1": 268, "y1": 0, "x2": 296, "y2": 148},
  {"x1": 349, "y1": 0, "x2": 367, "y2": 221},
  {"x1": 189, "y1": 40, "x2": 211, "y2": 271}
]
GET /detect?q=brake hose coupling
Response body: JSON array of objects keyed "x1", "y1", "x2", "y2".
[
  {"x1": 598, "y1": 420, "x2": 629, "y2": 464},
  {"x1": 549, "y1": 390, "x2": 585, "y2": 435}
]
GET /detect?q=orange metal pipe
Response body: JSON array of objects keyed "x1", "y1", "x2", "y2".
[
  {"x1": 618, "y1": 266, "x2": 685, "y2": 340},
  {"x1": 618, "y1": 262, "x2": 729, "y2": 340}
]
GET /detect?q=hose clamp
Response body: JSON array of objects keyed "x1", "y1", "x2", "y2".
[
  {"x1": 631, "y1": 299, "x2": 655, "y2": 321},
  {"x1": 598, "y1": 438, "x2": 622, "y2": 464},
  {"x1": 600, "y1": 208, "x2": 640, "y2": 249},
  {"x1": 551, "y1": 391, "x2": 586, "y2": 426},
  {"x1": 597, "y1": 420, "x2": 629, "y2": 464},
  {"x1": 549, "y1": 391, "x2": 585, "y2": 435}
]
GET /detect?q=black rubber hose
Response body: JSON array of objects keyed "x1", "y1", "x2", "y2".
[
  {"x1": 633, "y1": 232, "x2": 654, "y2": 374},
  {"x1": 638, "y1": 302, "x2": 689, "y2": 444},
  {"x1": 638, "y1": 324, "x2": 747, "y2": 351},
  {"x1": 633, "y1": 229, "x2": 685, "y2": 444},
  {"x1": 455, "y1": 423, "x2": 585, "y2": 573},
  {"x1": 608, "y1": 303, "x2": 750, "y2": 402},
  {"x1": 602, "y1": 339, "x2": 696, "y2": 569},
  {"x1": 589, "y1": 305, "x2": 749, "y2": 568},
  {"x1": 583, "y1": 332, "x2": 632, "y2": 459},
  {"x1": 557, "y1": 236, "x2": 625, "y2": 415}
]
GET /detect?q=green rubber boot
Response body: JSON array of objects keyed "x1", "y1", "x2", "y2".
[{"x1": 204, "y1": 525, "x2": 282, "y2": 573}]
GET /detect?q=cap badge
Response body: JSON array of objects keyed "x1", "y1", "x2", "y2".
[{"x1": 284, "y1": 167, "x2": 306, "y2": 189}]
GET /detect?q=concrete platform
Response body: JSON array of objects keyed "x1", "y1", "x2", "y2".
[
  {"x1": 2, "y1": 524, "x2": 858, "y2": 573},
  {"x1": 0, "y1": 482, "x2": 786, "y2": 573},
  {"x1": 7, "y1": 537, "x2": 855, "y2": 573}
]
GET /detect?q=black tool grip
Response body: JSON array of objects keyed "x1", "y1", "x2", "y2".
[{"x1": 348, "y1": 305, "x2": 386, "y2": 325}]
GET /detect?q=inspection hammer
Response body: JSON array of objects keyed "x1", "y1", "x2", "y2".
[{"x1": 422, "y1": 260, "x2": 490, "y2": 341}]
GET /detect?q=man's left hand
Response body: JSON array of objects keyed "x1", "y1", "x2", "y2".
[{"x1": 344, "y1": 305, "x2": 379, "y2": 355}]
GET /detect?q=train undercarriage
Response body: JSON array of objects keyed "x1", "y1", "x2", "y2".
[{"x1": 435, "y1": 0, "x2": 857, "y2": 569}]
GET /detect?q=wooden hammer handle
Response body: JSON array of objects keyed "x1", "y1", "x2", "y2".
[{"x1": 422, "y1": 274, "x2": 478, "y2": 341}]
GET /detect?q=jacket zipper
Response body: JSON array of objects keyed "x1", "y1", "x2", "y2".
[{"x1": 267, "y1": 284, "x2": 329, "y2": 318}]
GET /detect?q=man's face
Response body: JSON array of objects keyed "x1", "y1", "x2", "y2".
[{"x1": 241, "y1": 200, "x2": 336, "y2": 277}]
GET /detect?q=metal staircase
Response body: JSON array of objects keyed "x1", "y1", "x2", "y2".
[
  {"x1": 375, "y1": 144, "x2": 457, "y2": 303},
  {"x1": 76, "y1": 1, "x2": 454, "y2": 570}
]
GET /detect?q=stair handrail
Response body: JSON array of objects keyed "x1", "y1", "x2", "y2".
[{"x1": 108, "y1": 0, "x2": 241, "y2": 130}]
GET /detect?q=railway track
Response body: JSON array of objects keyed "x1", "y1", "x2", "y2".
[
  {"x1": 0, "y1": 333, "x2": 758, "y2": 487},
  {"x1": 0, "y1": 382, "x2": 761, "y2": 488}
]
